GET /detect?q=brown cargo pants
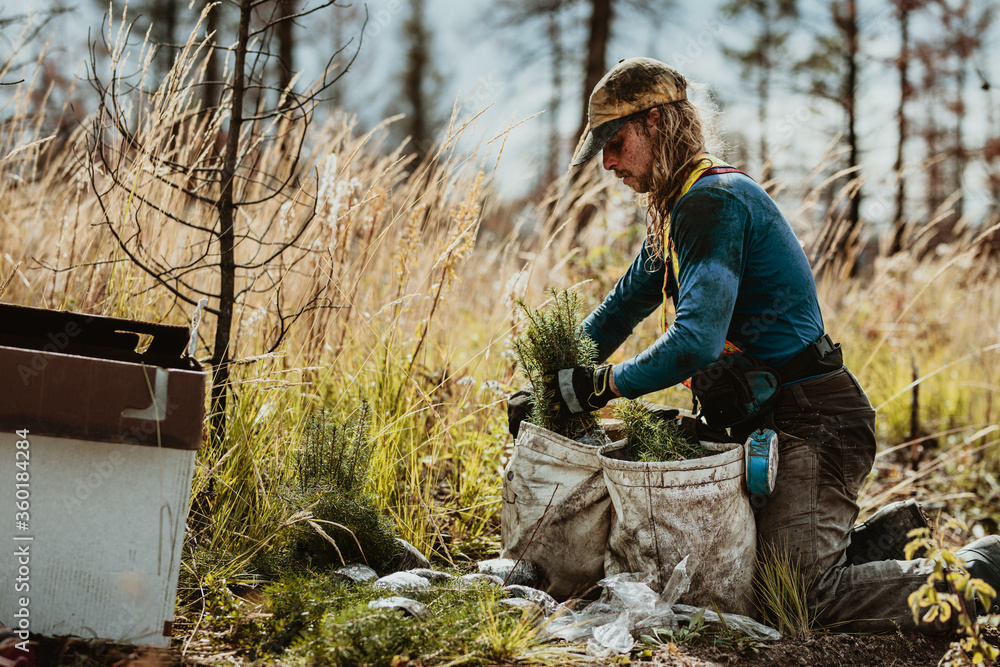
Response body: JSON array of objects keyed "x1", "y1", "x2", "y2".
[{"x1": 741, "y1": 367, "x2": 953, "y2": 633}]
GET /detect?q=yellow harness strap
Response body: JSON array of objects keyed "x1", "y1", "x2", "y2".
[{"x1": 659, "y1": 153, "x2": 733, "y2": 331}]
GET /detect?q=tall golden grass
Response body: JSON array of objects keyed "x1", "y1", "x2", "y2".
[{"x1": 2, "y1": 8, "x2": 999, "y2": 581}]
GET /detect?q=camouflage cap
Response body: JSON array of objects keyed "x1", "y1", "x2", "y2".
[{"x1": 571, "y1": 57, "x2": 688, "y2": 167}]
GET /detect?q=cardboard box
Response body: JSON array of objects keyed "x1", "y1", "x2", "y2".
[{"x1": 0, "y1": 303, "x2": 206, "y2": 647}]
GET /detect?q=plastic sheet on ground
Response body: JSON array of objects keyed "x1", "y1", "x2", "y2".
[
  {"x1": 672, "y1": 604, "x2": 781, "y2": 642},
  {"x1": 536, "y1": 556, "x2": 781, "y2": 657}
]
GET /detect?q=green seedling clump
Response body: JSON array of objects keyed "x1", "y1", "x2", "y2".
[
  {"x1": 613, "y1": 400, "x2": 708, "y2": 462},
  {"x1": 255, "y1": 576, "x2": 529, "y2": 665},
  {"x1": 256, "y1": 401, "x2": 401, "y2": 578},
  {"x1": 512, "y1": 288, "x2": 602, "y2": 440}
]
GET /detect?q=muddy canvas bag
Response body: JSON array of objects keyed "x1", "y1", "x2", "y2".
[
  {"x1": 599, "y1": 440, "x2": 757, "y2": 617},
  {"x1": 501, "y1": 421, "x2": 611, "y2": 598}
]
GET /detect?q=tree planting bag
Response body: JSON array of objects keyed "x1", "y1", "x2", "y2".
[
  {"x1": 599, "y1": 439, "x2": 757, "y2": 617},
  {"x1": 501, "y1": 421, "x2": 611, "y2": 599}
]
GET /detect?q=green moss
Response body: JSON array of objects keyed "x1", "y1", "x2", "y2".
[
  {"x1": 613, "y1": 400, "x2": 708, "y2": 462},
  {"x1": 254, "y1": 573, "x2": 356, "y2": 657},
  {"x1": 257, "y1": 576, "x2": 524, "y2": 665}
]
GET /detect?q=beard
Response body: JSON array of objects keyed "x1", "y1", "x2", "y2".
[
  {"x1": 635, "y1": 172, "x2": 653, "y2": 193},
  {"x1": 614, "y1": 169, "x2": 652, "y2": 193}
]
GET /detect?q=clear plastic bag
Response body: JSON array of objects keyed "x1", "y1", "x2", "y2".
[
  {"x1": 672, "y1": 604, "x2": 781, "y2": 642},
  {"x1": 535, "y1": 557, "x2": 780, "y2": 655}
]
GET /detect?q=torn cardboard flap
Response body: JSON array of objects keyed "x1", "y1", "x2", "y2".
[{"x1": 0, "y1": 303, "x2": 206, "y2": 450}]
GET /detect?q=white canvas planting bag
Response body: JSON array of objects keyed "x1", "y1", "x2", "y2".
[
  {"x1": 599, "y1": 440, "x2": 757, "y2": 617},
  {"x1": 501, "y1": 422, "x2": 611, "y2": 598}
]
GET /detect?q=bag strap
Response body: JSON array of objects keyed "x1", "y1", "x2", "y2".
[
  {"x1": 658, "y1": 155, "x2": 750, "y2": 390},
  {"x1": 660, "y1": 154, "x2": 749, "y2": 332}
]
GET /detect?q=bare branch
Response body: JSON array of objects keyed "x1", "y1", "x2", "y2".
[
  {"x1": 88, "y1": 166, "x2": 222, "y2": 315},
  {"x1": 248, "y1": 0, "x2": 338, "y2": 37},
  {"x1": 31, "y1": 257, "x2": 129, "y2": 273}
]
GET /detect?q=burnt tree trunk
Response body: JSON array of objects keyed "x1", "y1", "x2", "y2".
[
  {"x1": 890, "y1": 2, "x2": 912, "y2": 255},
  {"x1": 210, "y1": 0, "x2": 251, "y2": 440},
  {"x1": 953, "y1": 51, "x2": 967, "y2": 221},
  {"x1": 577, "y1": 0, "x2": 612, "y2": 141},
  {"x1": 571, "y1": 0, "x2": 612, "y2": 241},
  {"x1": 843, "y1": 0, "x2": 861, "y2": 239},
  {"x1": 276, "y1": 0, "x2": 296, "y2": 110},
  {"x1": 757, "y1": 21, "x2": 773, "y2": 184},
  {"x1": 545, "y1": 9, "x2": 564, "y2": 187},
  {"x1": 402, "y1": 0, "x2": 433, "y2": 160},
  {"x1": 204, "y1": 0, "x2": 222, "y2": 112}
]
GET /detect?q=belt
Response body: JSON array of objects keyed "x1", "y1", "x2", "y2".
[{"x1": 775, "y1": 334, "x2": 843, "y2": 383}]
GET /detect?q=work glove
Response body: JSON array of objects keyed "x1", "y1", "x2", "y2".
[
  {"x1": 544, "y1": 365, "x2": 617, "y2": 416},
  {"x1": 639, "y1": 405, "x2": 727, "y2": 444},
  {"x1": 647, "y1": 406, "x2": 679, "y2": 422},
  {"x1": 507, "y1": 389, "x2": 532, "y2": 438}
]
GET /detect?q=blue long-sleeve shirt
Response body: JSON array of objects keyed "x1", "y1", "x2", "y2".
[{"x1": 581, "y1": 171, "x2": 824, "y2": 399}]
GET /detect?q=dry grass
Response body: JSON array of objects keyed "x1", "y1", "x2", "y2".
[
  {"x1": 753, "y1": 541, "x2": 816, "y2": 638},
  {"x1": 0, "y1": 8, "x2": 621, "y2": 574},
  {"x1": 3, "y1": 9, "x2": 1000, "y2": 661}
]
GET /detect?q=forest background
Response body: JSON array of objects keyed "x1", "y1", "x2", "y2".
[{"x1": 2, "y1": 0, "x2": 1000, "y2": 663}]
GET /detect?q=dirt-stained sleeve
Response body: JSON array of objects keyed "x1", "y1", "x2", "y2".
[
  {"x1": 612, "y1": 187, "x2": 748, "y2": 398},
  {"x1": 581, "y1": 238, "x2": 668, "y2": 364}
]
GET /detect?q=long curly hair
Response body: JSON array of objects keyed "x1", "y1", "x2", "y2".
[{"x1": 640, "y1": 100, "x2": 710, "y2": 259}]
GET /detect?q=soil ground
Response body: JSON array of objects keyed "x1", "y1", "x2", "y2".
[
  {"x1": 653, "y1": 632, "x2": 956, "y2": 667},
  {"x1": 27, "y1": 624, "x2": 1000, "y2": 666}
]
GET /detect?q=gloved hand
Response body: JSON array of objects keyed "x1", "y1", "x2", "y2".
[
  {"x1": 544, "y1": 365, "x2": 617, "y2": 416},
  {"x1": 647, "y1": 406, "x2": 680, "y2": 422},
  {"x1": 507, "y1": 389, "x2": 532, "y2": 438}
]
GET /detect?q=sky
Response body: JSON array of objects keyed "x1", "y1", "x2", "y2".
[
  {"x1": 336, "y1": 0, "x2": 999, "y2": 230},
  {"x1": 3, "y1": 0, "x2": 999, "y2": 229}
]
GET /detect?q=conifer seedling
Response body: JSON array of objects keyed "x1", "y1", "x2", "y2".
[
  {"x1": 512, "y1": 288, "x2": 603, "y2": 441},
  {"x1": 613, "y1": 400, "x2": 708, "y2": 462}
]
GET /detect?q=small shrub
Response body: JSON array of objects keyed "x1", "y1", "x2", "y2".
[
  {"x1": 906, "y1": 525, "x2": 1000, "y2": 666},
  {"x1": 512, "y1": 288, "x2": 601, "y2": 440},
  {"x1": 296, "y1": 403, "x2": 373, "y2": 494},
  {"x1": 639, "y1": 607, "x2": 762, "y2": 653},
  {"x1": 256, "y1": 401, "x2": 401, "y2": 578},
  {"x1": 641, "y1": 608, "x2": 708, "y2": 647},
  {"x1": 613, "y1": 400, "x2": 708, "y2": 462}
]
